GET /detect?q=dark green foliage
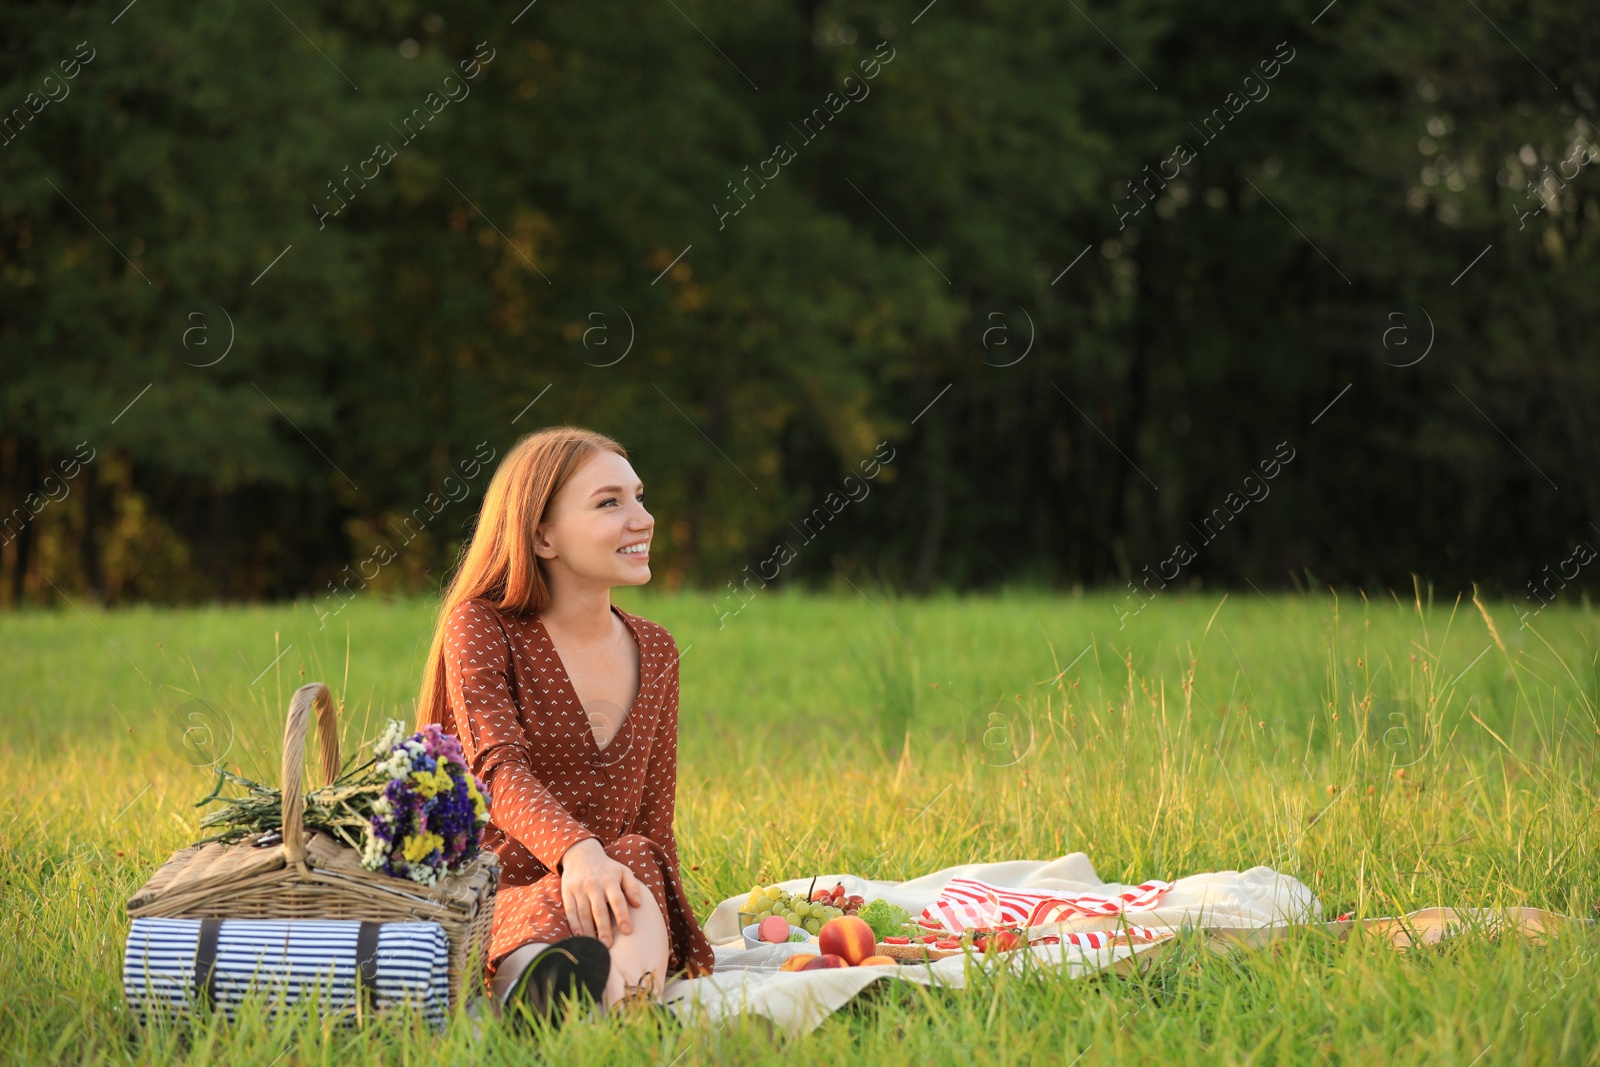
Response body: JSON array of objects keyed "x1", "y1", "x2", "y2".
[{"x1": 2, "y1": 0, "x2": 1596, "y2": 605}]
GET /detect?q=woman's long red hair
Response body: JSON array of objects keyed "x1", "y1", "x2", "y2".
[{"x1": 416, "y1": 426, "x2": 628, "y2": 734}]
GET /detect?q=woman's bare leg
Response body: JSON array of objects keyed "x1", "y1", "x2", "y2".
[
  {"x1": 600, "y1": 889, "x2": 670, "y2": 1011},
  {"x1": 492, "y1": 893, "x2": 669, "y2": 1013}
]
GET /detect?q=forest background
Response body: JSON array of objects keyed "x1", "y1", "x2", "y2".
[{"x1": 2, "y1": 0, "x2": 1597, "y2": 613}]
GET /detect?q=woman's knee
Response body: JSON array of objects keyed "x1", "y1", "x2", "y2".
[{"x1": 609, "y1": 832, "x2": 657, "y2": 856}]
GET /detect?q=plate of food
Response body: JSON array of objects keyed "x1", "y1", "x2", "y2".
[{"x1": 872, "y1": 927, "x2": 1028, "y2": 960}]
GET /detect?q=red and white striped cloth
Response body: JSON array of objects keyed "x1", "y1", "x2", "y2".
[{"x1": 919, "y1": 876, "x2": 1174, "y2": 933}]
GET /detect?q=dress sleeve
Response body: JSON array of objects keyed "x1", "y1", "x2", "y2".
[
  {"x1": 627, "y1": 631, "x2": 683, "y2": 868},
  {"x1": 444, "y1": 598, "x2": 598, "y2": 872}
]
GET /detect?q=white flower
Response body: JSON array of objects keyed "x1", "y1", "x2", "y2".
[
  {"x1": 374, "y1": 718, "x2": 407, "y2": 754},
  {"x1": 360, "y1": 833, "x2": 388, "y2": 870}
]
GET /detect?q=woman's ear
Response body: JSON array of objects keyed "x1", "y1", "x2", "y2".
[{"x1": 532, "y1": 522, "x2": 558, "y2": 559}]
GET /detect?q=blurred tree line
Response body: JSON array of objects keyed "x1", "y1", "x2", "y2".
[{"x1": 1, "y1": 0, "x2": 1597, "y2": 610}]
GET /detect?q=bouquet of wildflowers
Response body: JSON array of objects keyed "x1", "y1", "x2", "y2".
[
  {"x1": 194, "y1": 718, "x2": 489, "y2": 888},
  {"x1": 360, "y1": 721, "x2": 490, "y2": 886}
]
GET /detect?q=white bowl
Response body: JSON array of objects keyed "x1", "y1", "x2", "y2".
[{"x1": 742, "y1": 921, "x2": 812, "y2": 949}]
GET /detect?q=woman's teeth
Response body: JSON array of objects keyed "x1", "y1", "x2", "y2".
[{"x1": 618, "y1": 543, "x2": 649, "y2": 555}]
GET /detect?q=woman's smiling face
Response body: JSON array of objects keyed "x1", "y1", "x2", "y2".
[{"x1": 533, "y1": 449, "x2": 654, "y2": 588}]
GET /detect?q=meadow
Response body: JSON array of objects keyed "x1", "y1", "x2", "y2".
[{"x1": 3, "y1": 586, "x2": 1597, "y2": 1065}]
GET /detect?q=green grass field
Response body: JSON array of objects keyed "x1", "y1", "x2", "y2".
[{"x1": 4, "y1": 587, "x2": 1598, "y2": 1065}]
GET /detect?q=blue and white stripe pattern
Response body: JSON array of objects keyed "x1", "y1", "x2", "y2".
[{"x1": 123, "y1": 917, "x2": 451, "y2": 1029}]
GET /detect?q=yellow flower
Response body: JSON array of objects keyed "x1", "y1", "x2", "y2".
[
  {"x1": 465, "y1": 776, "x2": 488, "y2": 819},
  {"x1": 402, "y1": 832, "x2": 444, "y2": 863},
  {"x1": 409, "y1": 765, "x2": 455, "y2": 799}
]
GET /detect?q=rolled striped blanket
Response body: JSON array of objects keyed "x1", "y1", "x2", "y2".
[{"x1": 123, "y1": 917, "x2": 451, "y2": 1030}]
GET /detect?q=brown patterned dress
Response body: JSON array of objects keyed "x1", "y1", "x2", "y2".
[{"x1": 440, "y1": 596, "x2": 715, "y2": 983}]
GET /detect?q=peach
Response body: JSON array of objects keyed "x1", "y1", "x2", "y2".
[
  {"x1": 819, "y1": 916, "x2": 877, "y2": 965},
  {"x1": 859, "y1": 955, "x2": 897, "y2": 967},
  {"x1": 758, "y1": 916, "x2": 792, "y2": 944},
  {"x1": 779, "y1": 953, "x2": 818, "y2": 972},
  {"x1": 801, "y1": 953, "x2": 848, "y2": 970}
]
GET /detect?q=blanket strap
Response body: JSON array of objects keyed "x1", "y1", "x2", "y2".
[
  {"x1": 354, "y1": 920, "x2": 382, "y2": 1012},
  {"x1": 193, "y1": 918, "x2": 224, "y2": 1010}
]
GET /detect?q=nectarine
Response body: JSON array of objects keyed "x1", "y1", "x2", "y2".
[
  {"x1": 779, "y1": 953, "x2": 818, "y2": 972},
  {"x1": 859, "y1": 955, "x2": 897, "y2": 967},
  {"x1": 819, "y1": 916, "x2": 876, "y2": 965},
  {"x1": 801, "y1": 953, "x2": 848, "y2": 970}
]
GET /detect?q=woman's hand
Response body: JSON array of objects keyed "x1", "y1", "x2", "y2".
[{"x1": 558, "y1": 838, "x2": 645, "y2": 947}]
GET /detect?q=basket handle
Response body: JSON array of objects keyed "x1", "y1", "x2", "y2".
[{"x1": 281, "y1": 682, "x2": 342, "y2": 868}]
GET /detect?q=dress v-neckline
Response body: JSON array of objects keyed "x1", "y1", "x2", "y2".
[{"x1": 532, "y1": 604, "x2": 644, "y2": 757}]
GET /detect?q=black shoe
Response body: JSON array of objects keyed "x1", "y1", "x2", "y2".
[{"x1": 504, "y1": 937, "x2": 611, "y2": 1032}]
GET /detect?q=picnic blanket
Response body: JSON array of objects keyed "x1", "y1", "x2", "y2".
[
  {"x1": 124, "y1": 917, "x2": 453, "y2": 1029},
  {"x1": 660, "y1": 852, "x2": 1584, "y2": 1034},
  {"x1": 661, "y1": 852, "x2": 1318, "y2": 1034}
]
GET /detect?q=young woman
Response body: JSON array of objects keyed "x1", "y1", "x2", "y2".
[{"x1": 416, "y1": 426, "x2": 714, "y2": 1022}]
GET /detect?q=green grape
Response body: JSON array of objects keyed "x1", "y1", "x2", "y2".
[
  {"x1": 764, "y1": 887, "x2": 783, "y2": 901},
  {"x1": 804, "y1": 917, "x2": 822, "y2": 935},
  {"x1": 794, "y1": 901, "x2": 811, "y2": 919}
]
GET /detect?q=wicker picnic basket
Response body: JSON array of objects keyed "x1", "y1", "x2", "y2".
[{"x1": 125, "y1": 682, "x2": 499, "y2": 1010}]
